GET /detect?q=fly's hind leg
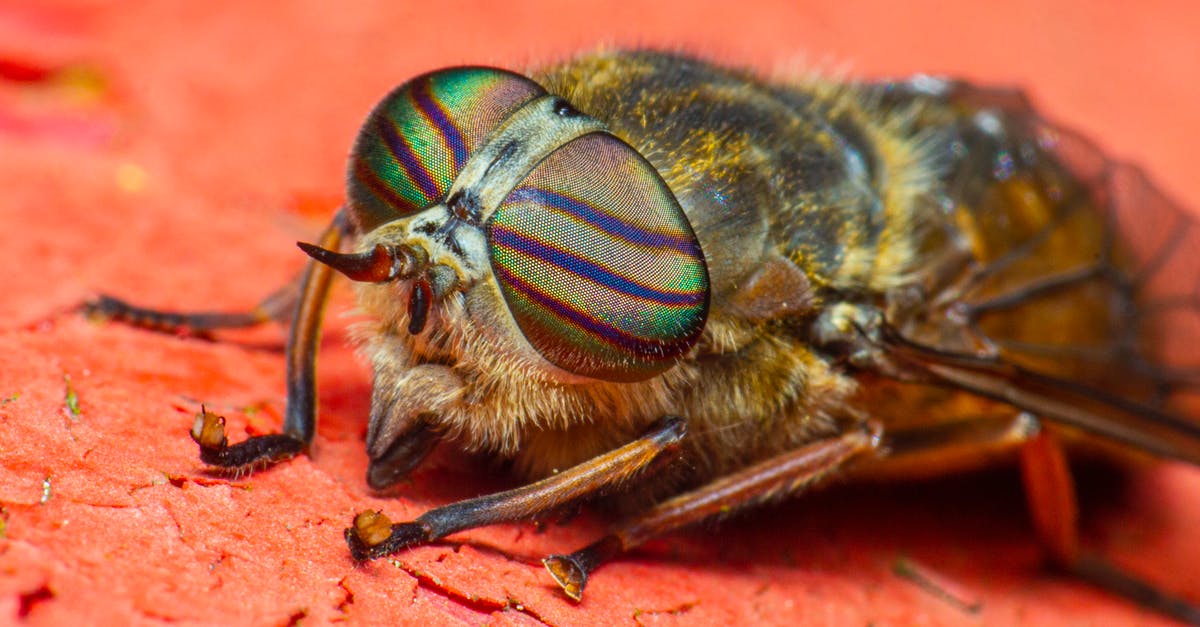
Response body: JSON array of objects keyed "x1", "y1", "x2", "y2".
[
  {"x1": 1020, "y1": 429, "x2": 1200, "y2": 624},
  {"x1": 87, "y1": 210, "x2": 352, "y2": 473},
  {"x1": 863, "y1": 414, "x2": 1200, "y2": 623},
  {"x1": 848, "y1": 411, "x2": 1199, "y2": 623},
  {"x1": 544, "y1": 422, "x2": 882, "y2": 600}
]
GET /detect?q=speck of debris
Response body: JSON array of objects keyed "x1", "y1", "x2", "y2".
[
  {"x1": 892, "y1": 555, "x2": 982, "y2": 615},
  {"x1": 40, "y1": 477, "x2": 52, "y2": 504},
  {"x1": 63, "y1": 375, "x2": 81, "y2": 419},
  {"x1": 0, "y1": 393, "x2": 18, "y2": 406}
]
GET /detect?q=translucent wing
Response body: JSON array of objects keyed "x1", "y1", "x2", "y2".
[{"x1": 875, "y1": 80, "x2": 1200, "y2": 462}]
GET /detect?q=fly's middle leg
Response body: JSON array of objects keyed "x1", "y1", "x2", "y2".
[
  {"x1": 544, "y1": 422, "x2": 882, "y2": 600},
  {"x1": 344, "y1": 417, "x2": 688, "y2": 560}
]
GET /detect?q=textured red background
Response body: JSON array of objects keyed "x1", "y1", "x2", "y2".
[{"x1": 3, "y1": 1, "x2": 1199, "y2": 625}]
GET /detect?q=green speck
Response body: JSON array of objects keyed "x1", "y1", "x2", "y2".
[
  {"x1": 0, "y1": 393, "x2": 18, "y2": 405},
  {"x1": 63, "y1": 375, "x2": 80, "y2": 419}
]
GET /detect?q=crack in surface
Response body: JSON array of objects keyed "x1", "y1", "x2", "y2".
[
  {"x1": 426, "y1": 538, "x2": 546, "y2": 568},
  {"x1": 335, "y1": 576, "x2": 355, "y2": 615},
  {"x1": 390, "y1": 558, "x2": 553, "y2": 626},
  {"x1": 133, "y1": 475, "x2": 168, "y2": 491},
  {"x1": 134, "y1": 604, "x2": 188, "y2": 623},
  {"x1": 633, "y1": 600, "x2": 699, "y2": 625},
  {"x1": 162, "y1": 503, "x2": 185, "y2": 542}
]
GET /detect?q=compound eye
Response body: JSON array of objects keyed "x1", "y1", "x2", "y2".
[
  {"x1": 488, "y1": 132, "x2": 710, "y2": 382},
  {"x1": 347, "y1": 67, "x2": 544, "y2": 232}
]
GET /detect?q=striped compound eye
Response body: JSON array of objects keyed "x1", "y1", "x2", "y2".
[
  {"x1": 347, "y1": 68, "x2": 544, "y2": 232},
  {"x1": 488, "y1": 133, "x2": 710, "y2": 382}
]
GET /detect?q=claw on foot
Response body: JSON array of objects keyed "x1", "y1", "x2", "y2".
[
  {"x1": 345, "y1": 511, "x2": 432, "y2": 561},
  {"x1": 188, "y1": 407, "x2": 302, "y2": 470},
  {"x1": 352, "y1": 510, "x2": 394, "y2": 546},
  {"x1": 543, "y1": 554, "x2": 588, "y2": 601},
  {"x1": 190, "y1": 406, "x2": 228, "y2": 451}
]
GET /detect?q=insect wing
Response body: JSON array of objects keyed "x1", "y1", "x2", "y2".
[{"x1": 884, "y1": 82, "x2": 1200, "y2": 462}]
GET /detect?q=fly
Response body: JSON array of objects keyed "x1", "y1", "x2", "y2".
[{"x1": 86, "y1": 50, "x2": 1200, "y2": 622}]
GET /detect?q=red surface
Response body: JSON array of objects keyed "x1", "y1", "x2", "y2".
[{"x1": 3, "y1": 1, "x2": 1200, "y2": 625}]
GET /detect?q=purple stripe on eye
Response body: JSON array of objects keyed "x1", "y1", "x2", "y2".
[
  {"x1": 352, "y1": 155, "x2": 417, "y2": 214},
  {"x1": 491, "y1": 227, "x2": 704, "y2": 307},
  {"x1": 410, "y1": 79, "x2": 469, "y2": 169},
  {"x1": 507, "y1": 187, "x2": 698, "y2": 255},
  {"x1": 375, "y1": 113, "x2": 441, "y2": 202},
  {"x1": 493, "y1": 264, "x2": 696, "y2": 359}
]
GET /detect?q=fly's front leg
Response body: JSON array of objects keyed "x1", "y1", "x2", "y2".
[
  {"x1": 189, "y1": 212, "x2": 349, "y2": 470},
  {"x1": 345, "y1": 417, "x2": 688, "y2": 560},
  {"x1": 543, "y1": 422, "x2": 882, "y2": 600},
  {"x1": 88, "y1": 210, "x2": 354, "y2": 472}
]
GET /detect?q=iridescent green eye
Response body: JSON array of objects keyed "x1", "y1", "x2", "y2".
[
  {"x1": 347, "y1": 68, "x2": 544, "y2": 232},
  {"x1": 488, "y1": 133, "x2": 710, "y2": 382}
]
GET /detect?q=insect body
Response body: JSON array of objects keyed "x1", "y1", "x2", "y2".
[{"x1": 91, "y1": 50, "x2": 1200, "y2": 617}]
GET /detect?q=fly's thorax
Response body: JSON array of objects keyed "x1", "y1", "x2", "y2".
[{"x1": 535, "y1": 51, "x2": 950, "y2": 303}]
